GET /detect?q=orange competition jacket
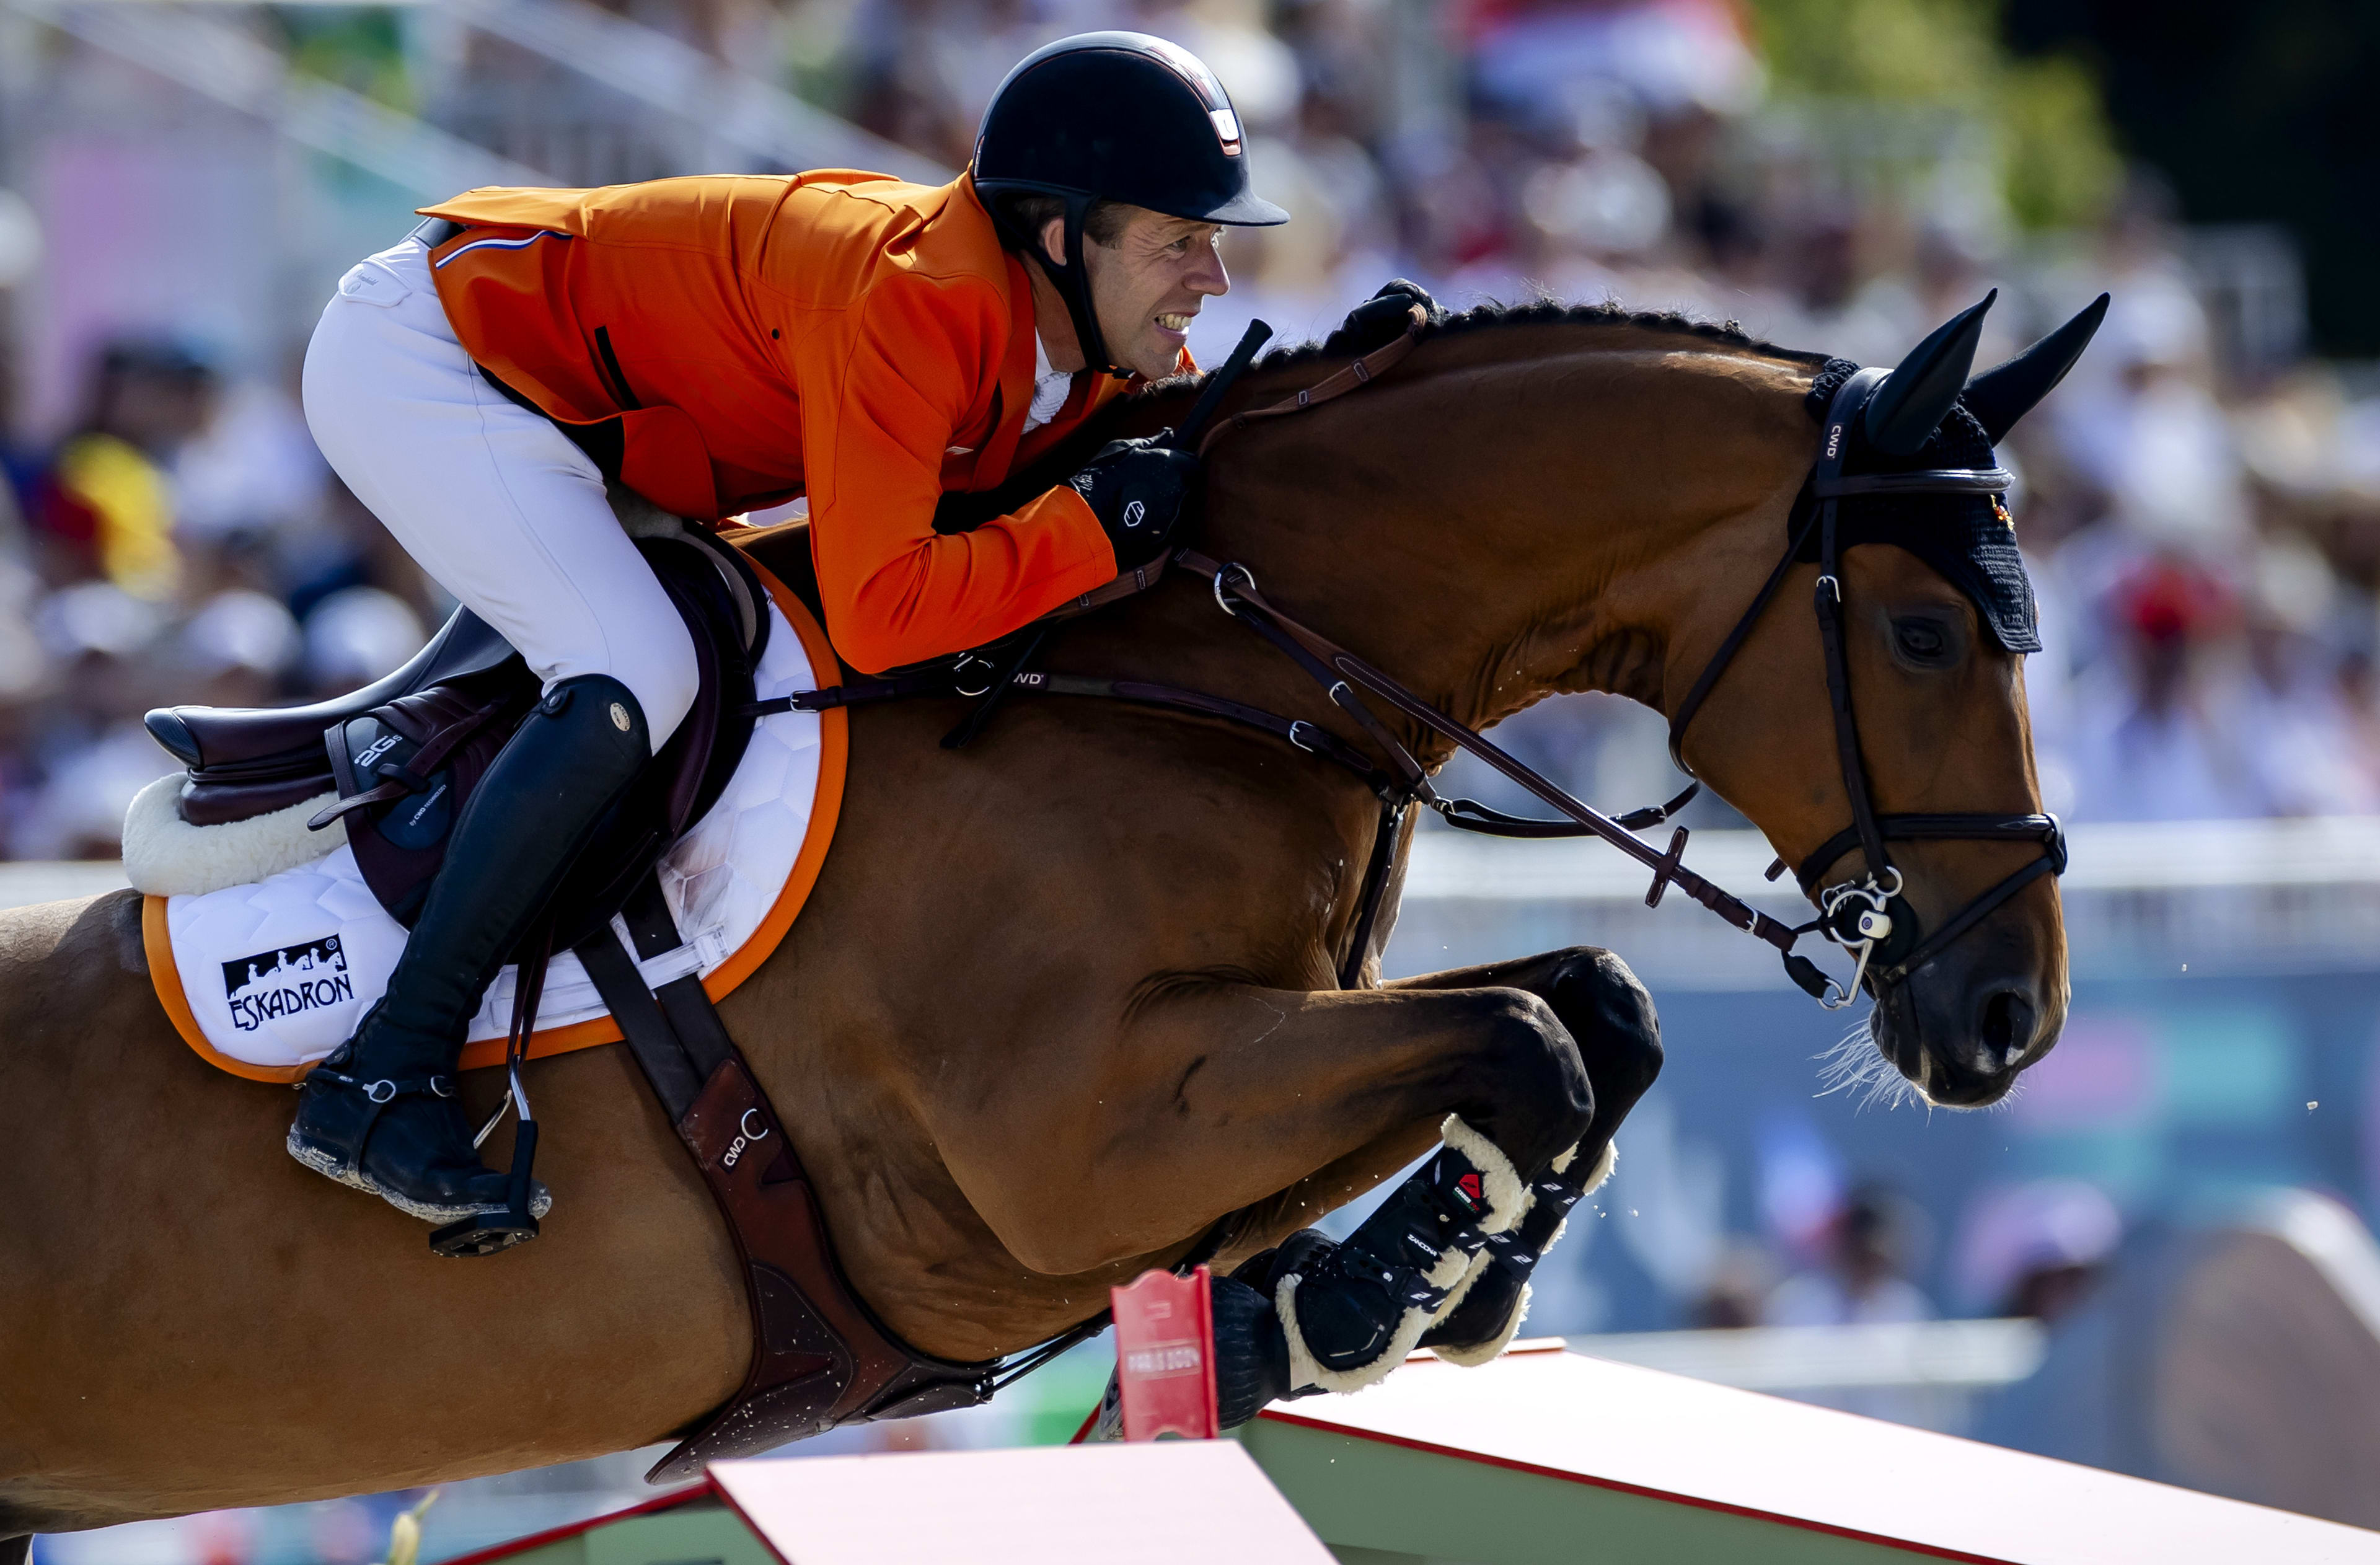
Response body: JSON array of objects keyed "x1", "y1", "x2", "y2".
[{"x1": 416, "y1": 172, "x2": 1187, "y2": 674}]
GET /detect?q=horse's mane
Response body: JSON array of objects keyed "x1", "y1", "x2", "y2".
[
  {"x1": 933, "y1": 301, "x2": 1827, "y2": 532},
  {"x1": 1225, "y1": 298, "x2": 1830, "y2": 379}
]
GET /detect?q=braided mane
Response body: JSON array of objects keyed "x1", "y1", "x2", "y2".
[
  {"x1": 1225, "y1": 298, "x2": 1830, "y2": 379},
  {"x1": 937, "y1": 299, "x2": 1825, "y2": 532}
]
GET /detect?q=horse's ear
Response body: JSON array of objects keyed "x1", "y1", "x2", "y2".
[
  {"x1": 1962, "y1": 293, "x2": 2110, "y2": 444},
  {"x1": 1863, "y1": 290, "x2": 1995, "y2": 456}
]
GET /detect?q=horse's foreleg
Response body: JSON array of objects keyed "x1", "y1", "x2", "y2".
[
  {"x1": 1209, "y1": 948, "x2": 1662, "y2": 1396},
  {"x1": 937, "y1": 976, "x2": 1603, "y2": 1420},
  {"x1": 1384, "y1": 946, "x2": 1663, "y2": 1175},
  {"x1": 1382, "y1": 947, "x2": 1662, "y2": 1360},
  {"x1": 1217, "y1": 946, "x2": 1662, "y2": 1258},
  {"x1": 937, "y1": 982, "x2": 1593, "y2": 1279}
]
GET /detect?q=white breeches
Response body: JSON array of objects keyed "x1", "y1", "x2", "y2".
[{"x1": 301, "y1": 237, "x2": 698, "y2": 751}]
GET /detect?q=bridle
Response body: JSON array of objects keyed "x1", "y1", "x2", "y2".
[
  {"x1": 754, "y1": 324, "x2": 2066, "y2": 1012},
  {"x1": 1656, "y1": 364, "x2": 2066, "y2": 999},
  {"x1": 1660, "y1": 366, "x2": 2066, "y2": 1005}
]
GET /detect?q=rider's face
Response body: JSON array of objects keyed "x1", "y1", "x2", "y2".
[{"x1": 1044, "y1": 208, "x2": 1229, "y2": 379}]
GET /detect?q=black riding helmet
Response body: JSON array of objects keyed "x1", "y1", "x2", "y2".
[{"x1": 973, "y1": 32, "x2": 1289, "y2": 376}]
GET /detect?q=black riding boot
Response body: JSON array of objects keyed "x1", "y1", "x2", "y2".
[{"x1": 288, "y1": 675, "x2": 650, "y2": 1233}]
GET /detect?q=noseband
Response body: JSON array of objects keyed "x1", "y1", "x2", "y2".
[{"x1": 1664, "y1": 368, "x2": 2066, "y2": 1005}]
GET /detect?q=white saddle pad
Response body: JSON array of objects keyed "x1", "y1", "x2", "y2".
[{"x1": 157, "y1": 589, "x2": 832, "y2": 1078}]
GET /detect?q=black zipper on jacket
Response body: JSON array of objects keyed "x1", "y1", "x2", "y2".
[{"x1": 593, "y1": 326, "x2": 642, "y2": 410}]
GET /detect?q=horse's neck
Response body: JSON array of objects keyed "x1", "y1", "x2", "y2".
[{"x1": 1181, "y1": 333, "x2": 1815, "y2": 749}]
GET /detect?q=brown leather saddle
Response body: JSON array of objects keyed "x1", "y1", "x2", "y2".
[
  {"x1": 143, "y1": 525, "x2": 994, "y2": 1479},
  {"x1": 150, "y1": 529, "x2": 765, "y2": 938}
]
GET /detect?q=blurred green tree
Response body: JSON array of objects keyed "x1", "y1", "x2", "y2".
[
  {"x1": 277, "y1": 7, "x2": 415, "y2": 115},
  {"x1": 2005, "y1": 0, "x2": 2380, "y2": 355},
  {"x1": 1743, "y1": 0, "x2": 2122, "y2": 231}
]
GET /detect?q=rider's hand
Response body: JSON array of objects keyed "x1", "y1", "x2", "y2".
[
  {"x1": 1331, "y1": 279, "x2": 1443, "y2": 355},
  {"x1": 1068, "y1": 434, "x2": 1198, "y2": 570}
]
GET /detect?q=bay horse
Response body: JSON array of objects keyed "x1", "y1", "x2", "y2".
[{"x1": 0, "y1": 301, "x2": 2071, "y2": 1541}]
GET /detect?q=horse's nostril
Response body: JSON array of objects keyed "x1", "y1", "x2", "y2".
[{"x1": 1975, "y1": 989, "x2": 2035, "y2": 1075}]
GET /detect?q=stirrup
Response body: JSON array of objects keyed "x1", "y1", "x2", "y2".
[
  {"x1": 433, "y1": 956, "x2": 553, "y2": 1258},
  {"x1": 429, "y1": 1118, "x2": 541, "y2": 1258}
]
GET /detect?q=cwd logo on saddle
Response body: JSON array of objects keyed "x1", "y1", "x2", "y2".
[{"x1": 221, "y1": 937, "x2": 355, "y2": 1034}]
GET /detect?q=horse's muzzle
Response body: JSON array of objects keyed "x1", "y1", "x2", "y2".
[{"x1": 1871, "y1": 942, "x2": 2064, "y2": 1108}]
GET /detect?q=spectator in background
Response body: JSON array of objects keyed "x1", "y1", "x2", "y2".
[
  {"x1": 26, "y1": 338, "x2": 217, "y2": 601},
  {"x1": 176, "y1": 589, "x2": 300, "y2": 712},
  {"x1": 16, "y1": 581, "x2": 172, "y2": 858},
  {"x1": 1690, "y1": 1241, "x2": 1778, "y2": 1329},
  {"x1": 1765, "y1": 1182, "x2": 1936, "y2": 1331},
  {"x1": 1765, "y1": 1182, "x2": 1938, "y2": 1422},
  {"x1": 170, "y1": 363, "x2": 337, "y2": 606},
  {"x1": 2063, "y1": 557, "x2": 2261, "y2": 821},
  {"x1": 2236, "y1": 537, "x2": 2379, "y2": 816},
  {"x1": 301, "y1": 586, "x2": 426, "y2": 699},
  {"x1": 1955, "y1": 1179, "x2": 2121, "y2": 1325}
]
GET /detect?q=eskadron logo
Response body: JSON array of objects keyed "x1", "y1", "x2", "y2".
[{"x1": 221, "y1": 936, "x2": 355, "y2": 1033}]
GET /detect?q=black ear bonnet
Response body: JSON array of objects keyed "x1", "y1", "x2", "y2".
[{"x1": 1797, "y1": 357, "x2": 2040, "y2": 655}]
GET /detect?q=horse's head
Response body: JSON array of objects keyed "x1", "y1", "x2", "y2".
[
  {"x1": 1673, "y1": 294, "x2": 2105, "y2": 1106},
  {"x1": 1152, "y1": 294, "x2": 2105, "y2": 1106}
]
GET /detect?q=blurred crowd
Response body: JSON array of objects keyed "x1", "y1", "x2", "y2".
[
  {"x1": 6, "y1": 0, "x2": 2380, "y2": 859},
  {"x1": 0, "y1": 339, "x2": 439, "y2": 858},
  {"x1": 835, "y1": 0, "x2": 2380, "y2": 829}
]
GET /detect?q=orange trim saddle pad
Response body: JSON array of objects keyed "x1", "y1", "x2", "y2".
[{"x1": 145, "y1": 558, "x2": 848, "y2": 1083}]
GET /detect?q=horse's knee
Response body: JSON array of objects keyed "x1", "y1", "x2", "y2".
[
  {"x1": 1545, "y1": 948, "x2": 1663, "y2": 1106},
  {"x1": 1463, "y1": 992, "x2": 1595, "y2": 1171}
]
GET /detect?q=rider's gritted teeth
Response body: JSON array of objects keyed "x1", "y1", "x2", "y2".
[{"x1": 1157, "y1": 312, "x2": 1193, "y2": 333}]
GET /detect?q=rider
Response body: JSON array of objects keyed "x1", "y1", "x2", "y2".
[{"x1": 285, "y1": 32, "x2": 1305, "y2": 1235}]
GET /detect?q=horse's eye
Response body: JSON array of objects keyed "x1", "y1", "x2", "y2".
[{"x1": 1894, "y1": 618, "x2": 1950, "y2": 663}]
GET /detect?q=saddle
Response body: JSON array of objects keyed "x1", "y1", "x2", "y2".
[
  {"x1": 143, "y1": 521, "x2": 992, "y2": 1478},
  {"x1": 148, "y1": 527, "x2": 767, "y2": 939}
]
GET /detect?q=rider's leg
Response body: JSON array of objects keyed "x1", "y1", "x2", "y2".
[
  {"x1": 302, "y1": 237, "x2": 700, "y2": 740},
  {"x1": 286, "y1": 236, "x2": 699, "y2": 1228},
  {"x1": 285, "y1": 677, "x2": 648, "y2": 1220}
]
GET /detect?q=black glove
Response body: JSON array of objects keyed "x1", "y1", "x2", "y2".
[
  {"x1": 1067, "y1": 433, "x2": 1198, "y2": 570},
  {"x1": 1331, "y1": 279, "x2": 1443, "y2": 355}
]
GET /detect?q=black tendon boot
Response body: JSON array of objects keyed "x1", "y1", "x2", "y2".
[
  {"x1": 288, "y1": 675, "x2": 650, "y2": 1242},
  {"x1": 1277, "y1": 1116, "x2": 1526, "y2": 1393},
  {"x1": 1421, "y1": 1137, "x2": 1616, "y2": 1365}
]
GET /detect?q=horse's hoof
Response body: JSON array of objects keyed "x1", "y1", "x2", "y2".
[
  {"x1": 428, "y1": 1211, "x2": 540, "y2": 1258},
  {"x1": 1212, "y1": 1274, "x2": 1290, "y2": 1427}
]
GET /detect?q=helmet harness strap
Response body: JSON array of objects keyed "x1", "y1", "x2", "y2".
[{"x1": 1019, "y1": 192, "x2": 1127, "y2": 381}]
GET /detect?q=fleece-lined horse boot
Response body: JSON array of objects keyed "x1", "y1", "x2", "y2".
[
  {"x1": 289, "y1": 674, "x2": 650, "y2": 1250},
  {"x1": 1421, "y1": 1137, "x2": 1616, "y2": 1365},
  {"x1": 1274, "y1": 1116, "x2": 1527, "y2": 1393}
]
